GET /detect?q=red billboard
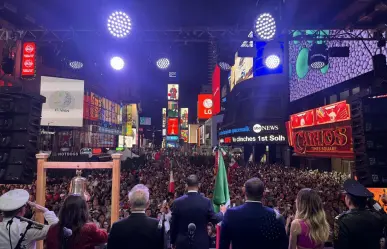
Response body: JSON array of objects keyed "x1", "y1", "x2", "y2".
[
  {"x1": 21, "y1": 42, "x2": 36, "y2": 77},
  {"x1": 197, "y1": 94, "x2": 213, "y2": 120},
  {"x1": 288, "y1": 100, "x2": 353, "y2": 159},
  {"x1": 212, "y1": 65, "x2": 221, "y2": 115},
  {"x1": 167, "y1": 118, "x2": 179, "y2": 136}
]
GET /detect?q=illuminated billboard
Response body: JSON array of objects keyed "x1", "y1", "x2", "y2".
[
  {"x1": 197, "y1": 94, "x2": 212, "y2": 120},
  {"x1": 181, "y1": 130, "x2": 188, "y2": 142},
  {"x1": 140, "y1": 117, "x2": 151, "y2": 126},
  {"x1": 180, "y1": 108, "x2": 189, "y2": 129},
  {"x1": 162, "y1": 108, "x2": 166, "y2": 128},
  {"x1": 168, "y1": 101, "x2": 178, "y2": 118},
  {"x1": 167, "y1": 84, "x2": 179, "y2": 101},
  {"x1": 212, "y1": 65, "x2": 221, "y2": 115},
  {"x1": 167, "y1": 118, "x2": 179, "y2": 136}
]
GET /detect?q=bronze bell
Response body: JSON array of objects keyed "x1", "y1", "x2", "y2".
[{"x1": 69, "y1": 170, "x2": 90, "y2": 201}]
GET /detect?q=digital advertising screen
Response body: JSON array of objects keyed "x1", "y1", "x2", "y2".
[
  {"x1": 140, "y1": 117, "x2": 152, "y2": 126},
  {"x1": 197, "y1": 94, "x2": 213, "y2": 120},
  {"x1": 21, "y1": 42, "x2": 36, "y2": 78},
  {"x1": 367, "y1": 188, "x2": 387, "y2": 212},
  {"x1": 40, "y1": 76, "x2": 84, "y2": 127},
  {"x1": 181, "y1": 130, "x2": 188, "y2": 142},
  {"x1": 167, "y1": 84, "x2": 179, "y2": 101},
  {"x1": 212, "y1": 65, "x2": 221, "y2": 115},
  {"x1": 168, "y1": 101, "x2": 179, "y2": 118},
  {"x1": 180, "y1": 108, "x2": 189, "y2": 129},
  {"x1": 234, "y1": 57, "x2": 253, "y2": 84},
  {"x1": 162, "y1": 108, "x2": 167, "y2": 128},
  {"x1": 167, "y1": 118, "x2": 179, "y2": 136},
  {"x1": 83, "y1": 92, "x2": 121, "y2": 125}
]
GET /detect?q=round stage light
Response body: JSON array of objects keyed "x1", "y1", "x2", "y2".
[
  {"x1": 309, "y1": 43, "x2": 328, "y2": 69},
  {"x1": 218, "y1": 62, "x2": 231, "y2": 71},
  {"x1": 255, "y1": 13, "x2": 276, "y2": 40},
  {"x1": 110, "y1": 57, "x2": 124, "y2": 70},
  {"x1": 69, "y1": 61, "x2": 83, "y2": 70},
  {"x1": 265, "y1": 55, "x2": 280, "y2": 69},
  {"x1": 156, "y1": 58, "x2": 170, "y2": 69},
  {"x1": 107, "y1": 11, "x2": 132, "y2": 38}
]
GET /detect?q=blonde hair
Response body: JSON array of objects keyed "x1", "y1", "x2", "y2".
[{"x1": 295, "y1": 188, "x2": 330, "y2": 245}]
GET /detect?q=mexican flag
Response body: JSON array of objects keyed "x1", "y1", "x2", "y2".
[{"x1": 213, "y1": 152, "x2": 230, "y2": 212}]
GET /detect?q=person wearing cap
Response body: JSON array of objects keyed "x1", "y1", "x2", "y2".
[
  {"x1": 333, "y1": 179, "x2": 385, "y2": 249},
  {"x1": 0, "y1": 189, "x2": 59, "y2": 249}
]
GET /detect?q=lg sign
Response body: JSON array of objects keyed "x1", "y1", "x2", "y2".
[{"x1": 197, "y1": 94, "x2": 213, "y2": 119}]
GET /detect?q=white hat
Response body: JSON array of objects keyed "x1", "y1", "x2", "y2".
[{"x1": 0, "y1": 189, "x2": 30, "y2": 211}]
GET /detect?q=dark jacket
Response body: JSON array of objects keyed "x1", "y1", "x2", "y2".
[
  {"x1": 333, "y1": 208, "x2": 386, "y2": 249},
  {"x1": 170, "y1": 192, "x2": 223, "y2": 249},
  {"x1": 220, "y1": 202, "x2": 288, "y2": 249},
  {"x1": 107, "y1": 213, "x2": 164, "y2": 249}
]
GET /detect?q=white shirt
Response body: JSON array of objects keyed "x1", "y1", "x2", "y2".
[
  {"x1": 0, "y1": 210, "x2": 58, "y2": 249},
  {"x1": 163, "y1": 211, "x2": 172, "y2": 233}
]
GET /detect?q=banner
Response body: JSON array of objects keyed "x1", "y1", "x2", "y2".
[
  {"x1": 180, "y1": 108, "x2": 189, "y2": 129},
  {"x1": 168, "y1": 118, "x2": 179, "y2": 136},
  {"x1": 40, "y1": 76, "x2": 84, "y2": 127},
  {"x1": 21, "y1": 42, "x2": 36, "y2": 78},
  {"x1": 162, "y1": 108, "x2": 167, "y2": 128},
  {"x1": 212, "y1": 65, "x2": 221, "y2": 115},
  {"x1": 168, "y1": 84, "x2": 179, "y2": 101},
  {"x1": 315, "y1": 101, "x2": 350, "y2": 125},
  {"x1": 197, "y1": 94, "x2": 213, "y2": 120},
  {"x1": 290, "y1": 109, "x2": 315, "y2": 129}
]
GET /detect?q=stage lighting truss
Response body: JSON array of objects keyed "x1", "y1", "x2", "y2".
[
  {"x1": 265, "y1": 55, "x2": 280, "y2": 69},
  {"x1": 308, "y1": 43, "x2": 329, "y2": 69},
  {"x1": 156, "y1": 58, "x2": 170, "y2": 69},
  {"x1": 107, "y1": 11, "x2": 132, "y2": 38},
  {"x1": 218, "y1": 62, "x2": 231, "y2": 71},
  {"x1": 69, "y1": 61, "x2": 83, "y2": 70},
  {"x1": 254, "y1": 13, "x2": 276, "y2": 41},
  {"x1": 110, "y1": 57, "x2": 125, "y2": 70}
]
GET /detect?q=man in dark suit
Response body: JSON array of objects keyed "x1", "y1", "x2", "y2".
[
  {"x1": 220, "y1": 177, "x2": 288, "y2": 249},
  {"x1": 170, "y1": 174, "x2": 226, "y2": 249},
  {"x1": 107, "y1": 184, "x2": 164, "y2": 249}
]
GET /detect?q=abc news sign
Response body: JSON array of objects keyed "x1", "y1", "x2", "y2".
[{"x1": 219, "y1": 124, "x2": 287, "y2": 144}]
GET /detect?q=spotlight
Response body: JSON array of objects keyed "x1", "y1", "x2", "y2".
[
  {"x1": 218, "y1": 62, "x2": 231, "y2": 71},
  {"x1": 254, "y1": 13, "x2": 276, "y2": 41},
  {"x1": 107, "y1": 11, "x2": 132, "y2": 38},
  {"x1": 156, "y1": 58, "x2": 170, "y2": 69},
  {"x1": 69, "y1": 61, "x2": 83, "y2": 70},
  {"x1": 309, "y1": 43, "x2": 328, "y2": 69},
  {"x1": 264, "y1": 55, "x2": 280, "y2": 69},
  {"x1": 110, "y1": 57, "x2": 124, "y2": 70}
]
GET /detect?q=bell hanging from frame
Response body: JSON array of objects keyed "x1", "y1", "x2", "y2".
[{"x1": 69, "y1": 170, "x2": 90, "y2": 201}]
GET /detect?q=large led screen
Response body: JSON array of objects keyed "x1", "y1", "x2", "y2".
[
  {"x1": 167, "y1": 118, "x2": 179, "y2": 136},
  {"x1": 168, "y1": 84, "x2": 179, "y2": 101},
  {"x1": 197, "y1": 94, "x2": 212, "y2": 120},
  {"x1": 229, "y1": 57, "x2": 253, "y2": 92},
  {"x1": 180, "y1": 108, "x2": 189, "y2": 129},
  {"x1": 162, "y1": 108, "x2": 166, "y2": 128},
  {"x1": 212, "y1": 65, "x2": 221, "y2": 115},
  {"x1": 41, "y1": 76, "x2": 84, "y2": 127},
  {"x1": 168, "y1": 101, "x2": 178, "y2": 118},
  {"x1": 289, "y1": 30, "x2": 387, "y2": 101}
]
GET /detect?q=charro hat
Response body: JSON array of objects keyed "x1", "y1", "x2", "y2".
[
  {"x1": 343, "y1": 179, "x2": 373, "y2": 198},
  {"x1": 0, "y1": 189, "x2": 30, "y2": 211}
]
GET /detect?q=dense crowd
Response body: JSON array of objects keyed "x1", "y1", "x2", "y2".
[{"x1": 0, "y1": 154, "x2": 348, "y2": 237}]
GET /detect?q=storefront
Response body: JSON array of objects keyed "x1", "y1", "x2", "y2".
[
  {"x1": 287, "y1": 101, "x2": 354, "y2": 173},
  {"x1": 219, "y1": 122, "x2": 288, "y2": 164}
]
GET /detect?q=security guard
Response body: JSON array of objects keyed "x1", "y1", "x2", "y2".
[
  {"x1": 0, "y1": 189, "x2": 58, "y2": 249},
  {"x1": 334, "y1": 179, "x2": 385, "y2": 249}
]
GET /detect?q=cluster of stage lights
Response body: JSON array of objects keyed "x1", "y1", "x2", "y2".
[
  {"x1": 69, "y1": 61, "x2": 83, "y2": 70},
  {"x1": 156, "y1": 58, "x2": 170, "y2": 69},
  {"x1": 255, "y1": 13, "x2": 276, "y2": 41},
  {"x1": 107, "y1": 11, "x2": 131, "y2": 38}
]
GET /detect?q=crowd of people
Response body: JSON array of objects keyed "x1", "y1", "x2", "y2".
[{"x1": 0, "y1": 154, "x2": 348, "y2": 238}]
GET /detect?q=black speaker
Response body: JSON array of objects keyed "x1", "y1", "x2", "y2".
[
  {"x1": 350, "y1": 96, "x2": 387, "y2": 187},
  {"x1": 0, "y1": 92, "x2": 45, "y2": 184}
]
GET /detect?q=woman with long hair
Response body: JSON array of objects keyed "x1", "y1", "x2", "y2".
[
  {"x1": 46, "y1": 194, "x2": 108, "y2": 249},
  {"x1": 289, "y1": 188, "x2": 330, "y2": 249}
]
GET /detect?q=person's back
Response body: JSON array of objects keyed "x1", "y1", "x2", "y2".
[
  {"x1": 170, "y1": 174, "x2": 224, "y2": 249},
  {"x1": 220, "y1": 178, "x2": 287, "y2": 249},
  {"x1": 107, "y1": 184, "x2": 163, "y2": 249},
  {"x1": 297, "y1": 220, "x2": 322, "y2": 249}
]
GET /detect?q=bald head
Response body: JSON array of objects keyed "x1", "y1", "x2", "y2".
[
  {"x1": 128, "y1": 184, "x2": 150, "y2": 210},
  {"x1": 244, "y1": 178, "x2": 264, "y2": 201}
]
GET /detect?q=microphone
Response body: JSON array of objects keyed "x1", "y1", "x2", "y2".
[
  {"x1": 14, "y1": 216, "x2": 44, "y2": 230},
  {"x1": 188, "y1": 223, "x2": 196, "y2": 236}
]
